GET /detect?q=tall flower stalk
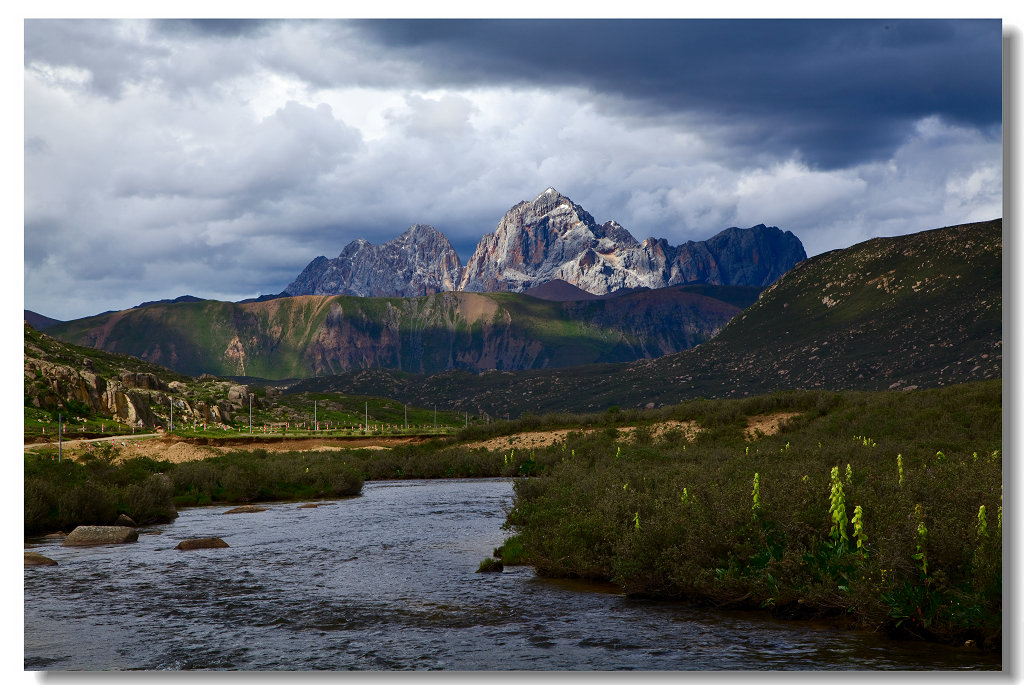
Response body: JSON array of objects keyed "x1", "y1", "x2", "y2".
[
  {"x1": 751, "y1": 473, "x2": 761, "y2": 518},
  {"x1": 829, "y1": 466, "x2": 848, "y2": 546},
  {"x1": 914, "y1": 503, "x2": 928, "y2": 576},
  {"x1": 851, "y1": 505, "x2": 867, "y2": 555}
]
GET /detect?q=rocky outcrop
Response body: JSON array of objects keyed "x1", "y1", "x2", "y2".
[
  {"x1": 62, "y1": 526, "x2": 139, "y2": 546},
  {"x1": 175, "y1": 537, "x2": 229, "y2": 551},
  {"x1": 285, "y1": 224, "x2": 463, "y2": 297},
  {"x1": 25, "y1": 358, "x2": 160, "y2": 426},
  {"x1": 119, "y1": 372, "x2": 167, "y2": 391},
  {"x1": 24, "y1": 325, "x2": 244, "y2": 429},
  {"x1": 227, "y1": 385, "x2": 249, "y2": 406}
]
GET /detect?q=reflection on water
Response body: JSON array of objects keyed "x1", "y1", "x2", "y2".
[{"x1": 24, "y1": 478, "x2": 1000, "y2": 670}]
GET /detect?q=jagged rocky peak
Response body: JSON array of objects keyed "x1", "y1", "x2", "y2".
[
  {"x1": 284, "y1": 224, "x2": 462, "y2": 298},
  {"x1": 396, "y1": 223, "x2": 448, "y2": 247},
  {"x1": 459, "y1": 188, "x2": 641, "y2": 292}
]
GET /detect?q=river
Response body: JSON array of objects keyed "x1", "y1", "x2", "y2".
[{"x1": 24, "y1": 478, "x2": 1000, "y2": 670}]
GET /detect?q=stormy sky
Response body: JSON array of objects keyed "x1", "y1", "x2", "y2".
[{"x1": 23, "y1": 18, "x2": 1004, "y2": 321}]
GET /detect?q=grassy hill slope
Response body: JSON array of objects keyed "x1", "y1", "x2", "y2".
[{"x1": 47, "y1": 287, "x2": 747, "y2": 378}]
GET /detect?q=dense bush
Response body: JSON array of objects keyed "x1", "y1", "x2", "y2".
[
  {"x1": 170, "y1": 449, "x2": 363, "y2": 505},
  {"x1": 502, "y1": 381, "x2": 1002, "y2": 649},
  {"x1": 25, "y1": 445, "x2": 365, "y2": 533},
  {"x1": 24, "y1": 446, "x2": 177, "y2": 534}
]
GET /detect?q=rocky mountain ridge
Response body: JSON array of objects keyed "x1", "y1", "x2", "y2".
[
  {"x1": 284, "y1": 188, "x2": 806, "y2": 298},
  {"x1": 285, "y1": 223, "x2": 462, "y2": 297}
]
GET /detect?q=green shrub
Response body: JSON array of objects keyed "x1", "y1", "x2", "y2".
[
  {"x1": 476, "y1": 557, "x2": 503, "y2": 573},
  {"x1": 501, "y1": 381, "x2": 1002, "y2": 647}
]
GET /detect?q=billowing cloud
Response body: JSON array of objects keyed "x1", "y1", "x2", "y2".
[{"x1": 23, "y1": 19, "x2": 1003, "y2": 321}]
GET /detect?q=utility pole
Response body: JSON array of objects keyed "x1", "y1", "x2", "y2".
[
  {"x1": 314, "y1": 400, "x2": 317, "y2": 432},
  {"x1": 434, "y1": 404, "x2": 437, "y2": 429},
  {"x1": 169, "y1": 398, "x2": 173, "y2": 433},
  {"x1": 365, "y1": 402, "x2": 368, "y2": 432},
  {"x1": 249, "y1": 394, "x2": 252, "y2": 434},
  {"x1": 404, "y1": 403, "x2": 407, "y2": 429},
  {"x1": 58, "y1": 413, "x2": 62, "y2": 463}
]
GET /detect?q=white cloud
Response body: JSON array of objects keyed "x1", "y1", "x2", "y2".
[
  {"x1": 385, "y1": 92, "x2": 478, "y2": 141},
  {"x1": 734, "y1": 160, "x2": 869, "y2": 230}
]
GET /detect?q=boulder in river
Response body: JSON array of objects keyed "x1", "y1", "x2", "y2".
[
  {"x1": 223, "y1": 505, "x2": 268, "y2": 515},
  {"x1": 115, "y1": 514, "x2": 137, "y2": 527},
  {"x1": 25, "y1": 552, "x2": 58, "y2": 566},
  {"x1": 62, "y1": 526, "x2": 139, "y2": 546},
  {"x1": 175, "y1": 537, "x2": 229, "y2": 551}
]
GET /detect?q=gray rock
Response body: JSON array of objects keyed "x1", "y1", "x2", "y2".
[
  {"x1": 115, "y1": 514, "x2": 137, "y2": 527},
  {"x1": 25, "y1": 552, "x2": 58, "y2": 566},
  {"x1": 175, "y1": 537, "x2": 229, "y2": 551},
  {"x1": 227, "y1": 385, "x2": 249, "y2": 404},
  {"x1": 62, "y1": 526, "x2": 139, "y2": 546}
]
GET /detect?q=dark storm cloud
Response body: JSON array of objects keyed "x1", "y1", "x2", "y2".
[
  {"x1": 356, "y1": 19, "x2": 1002, "y2": 168},
  {"x1": 153, "y1": 19, "x2": 274, "y2": 38}
]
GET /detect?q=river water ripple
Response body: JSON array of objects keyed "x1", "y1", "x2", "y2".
[{"x1": 24, "y1": 478, "x2": 1000, "y2": 670}]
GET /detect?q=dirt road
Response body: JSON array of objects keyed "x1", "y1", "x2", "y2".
[
  {"x1": 24, "y1": 412, "x2": 800, "y2": 464},
  {"x1": 24, "y1": 434, "x2": 432, "y2": 464}
]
